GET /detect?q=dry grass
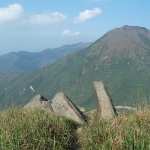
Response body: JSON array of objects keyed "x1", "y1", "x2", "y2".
[
  {"x1": 78, "y1": 108, "x2": 150, "y2": 150},
  {"x1": 0, "y1": 107, "x2": 150, "y2": 150},
  {"x1": 0, "y1": 108, "x2": 79, "y2": 150}
]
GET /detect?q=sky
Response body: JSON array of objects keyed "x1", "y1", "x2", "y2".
[{"x1": 0, "y1": 0, "x2": 149, "y2": 55}]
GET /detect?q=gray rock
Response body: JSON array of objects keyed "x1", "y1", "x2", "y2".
[
  {"x1": 51, "y1": 92, "x2": 87, "y2": 123},
  {"x1": 85, "y1": 109, "x2": 97, "y2": 118},
  {"x1": 93, "y1": 82, "x2": 117, "y2": 118},
  {"x1": 23, "y1": 94, "x2": 53, "y2": 113}
]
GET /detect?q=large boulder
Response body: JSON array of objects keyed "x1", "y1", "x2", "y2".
[
  {"x1": 23, "y1": 94, "x2": 53, "y2": 113},
  {"x1": 93, "y1": 81, "x2": 118, "y2": 118},
  {"x1": 51, "y1": 92, "x2": 87, "y2": 123}
]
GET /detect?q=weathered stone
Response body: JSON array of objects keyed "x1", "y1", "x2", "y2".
[
  {"x1": 93, "y1": 82, "x2": 117, "y2": 118},
  {"x1": 51, "y1": 92, "x2": 87, "y2": 123},
  {"x1": 85, "y1": 109, "x2": 97, "y2": 118},
  {"x1": 23, "y1": 94, "x2": 53, "y2": 113}
]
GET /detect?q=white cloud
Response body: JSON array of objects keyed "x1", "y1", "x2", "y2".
[
  {"x1": 0, "y1": 4, "x2": 23, "y2": 24},
  {"x1": 0, "y1": 4, "x2": 67, "y2": 26},
  {"x1": 73, "y1": 7, "x2": 102, "y2": 24},
  {"x1": 29, "y1": 12, "x2": 67, "y2": 24},
  {"x1": 62, "y1": 29, "x2": 80, "y2": 36}
]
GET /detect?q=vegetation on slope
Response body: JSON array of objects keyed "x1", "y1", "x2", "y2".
[
  {"x1": 0, "y1": 108, "x2": 79, "y2": 149},
  {"x1": 0, "y1": 107, "x2": 150, "y2": 150},
  {"x1": 0, "y1": 42, "x2": 91, "y2": 73},
  {"x1": 0, "y1": 25, "x2": 150, "y2": 110},
  {"x1": 79, "y1": 108, "x2": 150, "y2": 150}
]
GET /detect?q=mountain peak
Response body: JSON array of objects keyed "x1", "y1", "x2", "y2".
[
  {"x1": 120, "y1": 25, "x2": 149, "y2": 32},
  {"x1": 89, "y1": 26, "x2": 149, "y2": 59},
  {"x1": 0, "y1": 25, "x2": 150, "y2": 110}
]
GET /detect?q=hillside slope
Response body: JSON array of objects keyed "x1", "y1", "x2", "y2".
[
  {"x1": 0, "y1": 42, "x2": 91, "y2": 73},
  {"x1": 0, "y1": 25, "x2": 150, "y2": 110}
]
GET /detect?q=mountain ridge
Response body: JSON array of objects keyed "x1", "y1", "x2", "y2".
[
  {"x1": 0, "y1": 42, "x2": 92, "y2": 73},
  {"x1": 0, "y1": 25, "x2": 150, "y2": 110}
]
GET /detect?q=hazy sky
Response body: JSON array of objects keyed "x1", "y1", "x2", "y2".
[{"x1": 0, "y1": 0, "x2": 149, "y2": 55}]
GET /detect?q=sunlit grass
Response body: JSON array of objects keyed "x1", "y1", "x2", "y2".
[
  {"x1": 0, "y1": 108, "x2": 79, "y2": 150},
  {"x1": 0, "y1": 107, "x2": 150, "y2": 150},
  {"x1": 78, "y1": 107, "x2": 150, "y2": 150}
]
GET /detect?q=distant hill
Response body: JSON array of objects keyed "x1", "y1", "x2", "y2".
[
  {"x1": 0, "y1": 42, "x2": 92, "y2": 73},
  {"x1": 0, "y1": 25, "x2": 150, "y2": 110}
]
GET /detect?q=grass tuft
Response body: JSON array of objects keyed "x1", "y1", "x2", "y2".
[
  {"x1": 0, "y1": 107, "x2": 150, "y2": 149},
  {"x1": 78, "y1": 108, "x2": 150, "y2": 150},
  {"x1": 0, "y1": 108, "x2": 79, "y2": 150}
]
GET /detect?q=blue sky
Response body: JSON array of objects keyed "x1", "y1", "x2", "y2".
[{"x1": 0, "y1": 0, "x2": 149, "y2": 55}]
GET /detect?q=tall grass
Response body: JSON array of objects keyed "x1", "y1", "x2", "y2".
[
  {"x1": 0, "y1": 107, "x2": 150, "y2": 150},
  {"x1": 78, "y1": 108, "x2": 150, "y2": 150},
  {"x1": 0, "y1": 108, "x2": 79, "y2": 150}
]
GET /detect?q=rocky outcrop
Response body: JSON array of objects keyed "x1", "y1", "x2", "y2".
[
  {"x1": 23, "y1": 94, "x2": 53, "y2": 113},
  {"x1": 51, "y1": 92, "x2": 87, "y2": 123},
  {"x1": 93, "y1": 81, "x2": 118, "y2": 118},
  {"x1": 23, "y1": 93, "x2": 87, "y2": 123},
  {"x1": 23, "y1": 81, "x2": 118, "y2": 122}
]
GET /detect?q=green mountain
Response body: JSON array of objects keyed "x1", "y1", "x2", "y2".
[
  {"x1": 1, "y1": 25, "x2": 150, "y2": 110},
  {"x1": 0, "y1": 42, "x2": 92, "y2": 73}
]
